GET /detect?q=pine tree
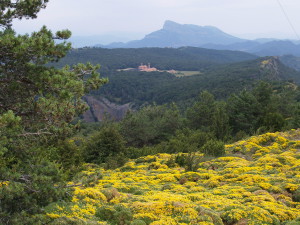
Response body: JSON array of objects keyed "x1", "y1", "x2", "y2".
[
  {"x1": 0, "y1": 1, "x2": 107, "y2": 223},
  {"x1": 186, "y1": 91, "x2": 215, "y2": 131}
]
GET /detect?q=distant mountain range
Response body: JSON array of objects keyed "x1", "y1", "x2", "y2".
[
  {"x1": 204, "y1": 40, "x2": 300, "y2": 57},
  {"x1": 94, "y1": 20, "x2": 300, "y2": 57},
  {"x1": 96, "y1": 20, "x2": 245, "y2": 48}
]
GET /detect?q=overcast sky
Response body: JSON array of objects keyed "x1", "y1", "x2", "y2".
[{"x1": 12, "y1": 0, "x2": 300, "y2": 41}]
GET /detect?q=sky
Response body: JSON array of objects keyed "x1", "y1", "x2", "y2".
[{"x1": 12, "y1": 0, "x2": 300, "y2": 43}]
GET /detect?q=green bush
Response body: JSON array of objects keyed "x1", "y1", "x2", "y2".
[
  {"x1": 0, "y1": 153, "x2": 70, "y2": 222},
  {"x1": 2, "y1": 212, "x2": 50, "y2": 225},
  {"x1": 50, "y1": 216, "x2": 99, "y2": 225},
  {"x1": 95, "y1": 205, "x2": 133, "y2": 225},
  {"x1": 84, "y1": 124, "x2": 126, "y2": 164},
  {"x1": 104, "y1": 153, "x2": 128, "y2": 169},
  {"x1": 175, "y1": 153, "x2": 203, "y2": 172},
  {"x1": 284, "y1": 221, "x2": 300, "y2": 225},
  {"x1": 292, "y1": 188, "x2": 300, "y2": 202},
  {"x1": 101, "y1": 187, "x2": 120, "y2": 202},
  {"x1": 73, "y1": 167, "x2": 102, "y2": 187},
  {"x1": 165, "y1": 156, "x2": 177, "y2": 168},
  {"x1": 131, "y1": 219, "x2": 147, "y2": 225},
  {"x1": 120, "y1": 104, "x2": 182, "y2": 147},
  {"x1": 197, "y1": 206, "x2": 224, "y2": 225},
  {"x1": 201, "y1": 139, "x2": 225, "y2": 157},
  {"x1": 164, "y1": 129, "x2": 214, "y2": 153},
  {"x1": 54, "y1": 138, "x2": 84, "y2": 175}
]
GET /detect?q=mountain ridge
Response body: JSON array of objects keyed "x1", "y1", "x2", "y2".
[
  {"x1": 98, "y1": 20, "x2": 245, "y2": 48},
  {"x1": 205, "y1": 40, "x2": 300, "y2": 57},
  {"x1": 95, "y1": 20, "x2": 300, "y2": 57}
]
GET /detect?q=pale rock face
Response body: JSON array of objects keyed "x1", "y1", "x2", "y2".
[{"x1": 83, "y1": 96, "x2": 131, "y2": 122}]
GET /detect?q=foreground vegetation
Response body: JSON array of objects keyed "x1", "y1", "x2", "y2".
[{"x1": 41, "y1": 130, "x2": 300, "y2": 224}]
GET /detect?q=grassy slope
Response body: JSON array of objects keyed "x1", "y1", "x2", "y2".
[{"x1": 46, "y1": 130, "x2": 300, "y2": 224}]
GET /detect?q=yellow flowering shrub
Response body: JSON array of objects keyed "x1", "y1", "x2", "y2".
[
  {"x1": 0, "y1": 181, "x2": 9, "y2": 187},
  {"x1": 285, "y1": 183, "x2": 299, "y2": 192},
  {"x1": 74, "y1": 187, "x2": 107, "y2": 202},
  {"x1": 45, "y1": 130, "x2": 300, "y2": 224}
]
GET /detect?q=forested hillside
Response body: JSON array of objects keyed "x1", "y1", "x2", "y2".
[
  {"x1": 280, "y1": 55, "x2": 300, "y2": 71},
  {"x1": 90, "y1": 56, "x2": 300, "y2": 108},
  {"x1": 55, "y1": 47, "x2": 257, "y2": 72},
  {"x1": 53, "y1": 47, "x2": 300, "y2": 110}
]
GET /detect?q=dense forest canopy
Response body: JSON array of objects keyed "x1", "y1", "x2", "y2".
[
  {"x1": 55, "y1": 47, "x2": 258, "y2": 72},
  {"x1": 51, "y1": 47, "x2": 300, "y2": 109},
  {"x1": 90, "y1": 56, "x2": 300, "y2": 108}
]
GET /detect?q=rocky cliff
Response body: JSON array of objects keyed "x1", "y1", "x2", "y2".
[{"x1": 82, "y1": 96, "x2": 131, "y2": 122}]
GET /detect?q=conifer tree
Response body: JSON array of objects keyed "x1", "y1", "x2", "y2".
[{"x1": 0, "y1": 1, "x2": 107, "y2": 223}]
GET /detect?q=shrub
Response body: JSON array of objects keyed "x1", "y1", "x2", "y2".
[
  {"x1": 131, "y1": 220, "x2": 147, "y2": 225},
  {"x1": 164, "y1": 129, "x2": 214, "y2": 153},
  {"x1": 282, "y1": 217, "x2": 300, "y2": 225},
  {"x1": 165, "y1": 156, "x2": 177, "y2": 168},
  {"x1": 201, "y1": 139, "x2": 225, "y2": 157},
  {"x1": 50, "y1": 216, "x2": 99, "y2": 225},
  {"x1": 104, "y1": 153, "x2": 128, "y2": 170},
  {"x1": 101, "y1": 187, "x2": 120, "y2": 202},
  {"x1": 3, "y1": 213, "x2": 50, "y2": 225},
  {"x1": 54, "y1": 138, "x2": 84, "y2": 175},
  {"x1": 120, "y1": 104, "x2": 182, "y2": 147},
  {"x1": 135, "y1": 155, "x2": 157, "y2": 164},
  {"x1": 95, "y1": 205, "x2": 133, "y2": 225},
  {"x1": 84, "y1": 125, "x2": 126, "y2": 164},
  {"x1": 73, "y1": 168, "x2": 102, "y2": 187},
  {"x1": 0, "y1": 156, "x2": 70, "y2": 221},
  {"x1": 197, "y1": 206, "x2": 224, "y2": 225},
  {"x1": 292, "y1": 188, "x2": 300, "y2": 202},
  {"x1": 175, "y1": 153, "x2": 203, "y2": 171}
]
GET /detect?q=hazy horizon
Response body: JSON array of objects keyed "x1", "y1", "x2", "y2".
[{"x1": 12, "y1": 0, "x2": 300, "y2": 44}]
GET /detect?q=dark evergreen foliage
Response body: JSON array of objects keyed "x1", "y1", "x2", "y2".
[
  {"x1": 84, "y1": 124, "x2": 126, "y2": 164},
  {"x1": 55, "y1": 47, "x2": 257, "y2": 72},
  {"x1": 0, "y1": 1, "x2": 106, "y2": 223},
  {"x1": 89, "y1": 56, "x2": 300, "y2": 109},
  {"x1": 120, "y1": 104, "x2": 182, "y2": 147}
]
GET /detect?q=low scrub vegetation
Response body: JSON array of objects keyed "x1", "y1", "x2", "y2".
[{"x1": 43, "y1": 130, "x2": 300, "y2": 224}]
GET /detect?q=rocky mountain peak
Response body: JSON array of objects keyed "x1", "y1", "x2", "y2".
[{"x1": 162, "y1": 20, "x2": 181, "y2": 30}]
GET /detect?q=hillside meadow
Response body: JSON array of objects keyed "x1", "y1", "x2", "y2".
[{"x1": 42, "y1": 130, "x2": 300, "y2": 225}]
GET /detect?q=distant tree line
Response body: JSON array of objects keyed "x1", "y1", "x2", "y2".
[{"x1": 55, "y1": 47, "x2": 257, "y2": 72}]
